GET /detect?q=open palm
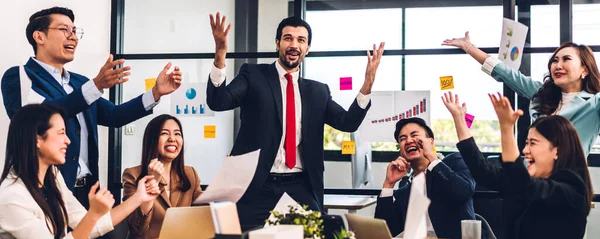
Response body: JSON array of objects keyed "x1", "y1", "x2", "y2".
[
  {"x1": 441, "y1": 91, "x2": 467, "y2": 118},
  {"x1": 489, "y1": 93, "x2": 523, "y2": 127}
]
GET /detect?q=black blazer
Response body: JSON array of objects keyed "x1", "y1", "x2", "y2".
[
  {"x1": 457, "y1": 137, "x2": 588, "y2": 239},
  {"x1": 1, "y1": 58, "x2": 151, "y2": 190},
  {"x1": 206, "y1": 63, "x2": 370, "y2": 208},
  {"x1": 374, "y1": 152, "x2": 476, "y2": 239}
]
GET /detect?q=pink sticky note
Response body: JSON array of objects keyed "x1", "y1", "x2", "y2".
[
  {"x1": 340, "y1": 77, "x2": 352, "y2": 90},
  {"x1": 465, "y1": 113, "x2": 475, "y2": 128}
]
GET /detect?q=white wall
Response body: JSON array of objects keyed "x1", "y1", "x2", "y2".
[{"x1": 0, "y1": 0, "x2": 111, "y2": 186}]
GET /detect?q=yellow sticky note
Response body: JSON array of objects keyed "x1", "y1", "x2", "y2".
[
  {"x1": 145, "y1": 78, "x2": 156, "y2": 91},
  {"x1": 341, "y1": 141, "x2": 356, "y2": 154},
  {"x1": 439, "y1": 76, "x2": 454, "y2": 90},
  {"x1": 432, "y1": 144, "x2": 438, "y2": 155},
  {"x1": 204, "y1": 125, "x2": 216, "y2": 138}
]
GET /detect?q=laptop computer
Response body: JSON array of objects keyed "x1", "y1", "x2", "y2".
[
  {"x1": 345, "y1": 213, "x2": 394, "y2": 239},
  {"x1": 159, "y1": 206, "x2": 216, "y2": 239}
]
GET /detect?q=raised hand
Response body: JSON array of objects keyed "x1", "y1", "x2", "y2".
[
  {"x1": 210, "y1": 12, "x2": 232, "y2": 69},
  {"x1": 152, "y1": 62, "x2": 182, "y2": 101},
  {"x1": 88, "y1": 182, "x2": 115, "y2": 217},
  {"x1": 360, "y1": 42, "x2": 385, "y2": 95},
  {"x1": 147, "y1": 158, "x2": 164, "y2": 183},
  {"x1": 135, "y1": 175, "x2": 161, "y2": 203},
  {"x1": 489, "y1": 92, "x2": 523, "y2": 128},
  {"x1": 93, "y1": 54, "x2": 131, "y2": 91},
  {"x1": 441, "y1": 91, "x2": 468, "y2": 118},
  {"x1": 442, "y1": 31, "x2": 472, "y2": 50},
  {"x1": 383, "y1": 156, "x2": 410, "y2": 188}
]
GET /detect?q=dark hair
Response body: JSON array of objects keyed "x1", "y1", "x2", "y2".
[
  {"x1": 530, "y1": 115, "x2": 593, "y2": 214},
  {"x1": 136, "y1": 114, "x2": 190, "y2": 192},
  {"x1": 393, "y1": 117, "x2": 434, "y2": 143},
  {"x1": 0, "y1": 104, "x2": 69, "y2": 238},
  {"x1": 26, "y1": 7, "x2": 75, "y2": 55},
  {"x1": 532, "y1": 42, "x2": 600, "y2": 115},
  {"x1": 275, "y1": 17, "x2": 312, "y2": 46}
]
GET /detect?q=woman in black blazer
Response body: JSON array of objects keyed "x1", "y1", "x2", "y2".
[{"x1": 442, "y1": 92, "x2": 593, "y2": 239}]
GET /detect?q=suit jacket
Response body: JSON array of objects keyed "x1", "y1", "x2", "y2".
[
  {"x1": 122, "y1": 165, "x2": 203, "y2": 239},
  {"x1": 374, "y1": 152, "x2": 476, "y2": 239},
  {"x1": 485, "y1": 58, "x2": 600, "y2": 156},
  {"x1": 457, "y1": 137, "x2": 588, "y2": 239},
  {"x1": 0, "y1": 168, "x2": 113, "y2": 238},
  {"x1": 1, "y1": 58, "x2": 152, "y2": 190},
  {"x1": 206, "y1": 63, "x2": 370, "y2": 208}
]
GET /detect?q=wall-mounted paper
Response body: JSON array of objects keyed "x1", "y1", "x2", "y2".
[
  {"x1": 341, "y1": 141, "x2": 356, "y2": 154},
  {"x1": 171, "y1": 82, "x2": 215, "y2": 117},
  {"x1": 499, "y1": 18, "x2": 529, "y2": 70},
  {"x1": 439, "y1": 76, "x2": 454, "y2": 90},
  {"x1": 465, "y1": 113, "x2": 475, "y2": 128},
  {"x1": 340, "y1": 77, "x2": 352, "y2": 91},
  {"x1": 204, "y1": 125, "x2": 216, "y2": 138},
  {"x1": 144, "y1": 78, "x2": 156, "y2": 91}
]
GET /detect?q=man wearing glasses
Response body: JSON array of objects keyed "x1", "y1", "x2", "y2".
[{"x1": 1, "y1": 6, "x2": 183, "y2": 208}]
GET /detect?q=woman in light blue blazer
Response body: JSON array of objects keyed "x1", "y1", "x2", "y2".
[{"x1": 443, "y1": 32, "x2": 600, "y2": 156}]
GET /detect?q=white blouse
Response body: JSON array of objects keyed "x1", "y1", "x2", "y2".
[{"x1": 0, "y1": 168, "x2": 113, "y2": 238}]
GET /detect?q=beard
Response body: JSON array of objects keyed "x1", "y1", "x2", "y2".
[{"x1": 278, "y1": 49, "x2": 303, "y2": 69}]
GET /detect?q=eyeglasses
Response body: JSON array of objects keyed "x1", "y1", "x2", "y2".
[{"x1": 45, "y1": 25, "x2": 84, "y2": 40}]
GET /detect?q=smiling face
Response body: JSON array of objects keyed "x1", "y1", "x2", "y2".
[
  {"x1": 276, "y1": 26, "x2": 310, "y2": 72},
  {"x1": 157, "y1": 119, "x2": 183, "y2": 162},
  {"x1": 37, "y1": 113, "x2": 70, "y2": 167},
  {"x1": 523, "y1": 128, "x2": 557, "y2": 178},
  {"x1": 397, "y1": 123, "x2": 434, "y2": 162},
  {"x1": 550, "y1": 46, "x2": 588, "y2": 93},
  {"x1": 34, "y1": 14, "x2": 78, "y2": 68}
]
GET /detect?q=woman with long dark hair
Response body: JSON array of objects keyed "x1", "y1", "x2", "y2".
[
  {"x1": 442, "y1": 92, "x2": 592, "y2": 238},
  {"x1": 0, "y1": 104, "x2": 160, "y2": 238},
  {"x1": 443, "y1": 34, "x2": 600, "y2": 156},
  {"x1": 123, "y1": 114, "x2": 202, "y2": 239}
]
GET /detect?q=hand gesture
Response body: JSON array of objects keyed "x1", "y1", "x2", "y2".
[
  {"x1": 135, "y1": 175, "x2": 161, "y2": 203},
  {"x1": 384, "y1": 156, "x2": 410, "y2": 188},
  {"x1": 88, "y1": 182, "x2": 115, "y2": 217},
  {"x1": 360, "y1": 42, "x2": 385, "y2": 95},
  {"x1": 210, "y1": 12, "x2": 232, "y2": 54},
  {"x1": 147, "y1": 158, "x2": 164, "y2": 182},
  {"x1": 416, "y1": 138, "x2": 436, "y2": 162},
  {"x1": 442, "y1": 31, "x2": 472, "y2": 50},
  {"x1": 93, "y1": 54, "x2": 131, "y2": 91},
  {"x1": 152, "y1": 62, "x2": 182, "y2": 99},
  {"x1": 441, "y1": 91, "x2": 467, "y2": 118},
  {"x1": 489, "y1": 92, "x2": 523, "y2": 128}
]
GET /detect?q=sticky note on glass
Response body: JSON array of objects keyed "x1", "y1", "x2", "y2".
[
  {"x1": 145, "y1": 78, "x2": 156, "y2": 91},
  {"x1": 432, "y1": 144, "x2": 437, "y2": 155},
  {"x1": 439, "y1": 76, "x2": 454, "y2": 90},
  {"x1": 465, "y1": 113, "x2": 475, "y2": 128},
  {"x1": 340, "y1": 77, "x2": 352, "y2": 90},
  {"x1": 204, "y1": 125, "x2": 216, "y2": 138},
  {"x1": 341, "y1": 141, "x2": 356, "y2": 154}
]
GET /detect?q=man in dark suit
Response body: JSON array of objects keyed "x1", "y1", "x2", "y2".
[
  {"x1": 1, "y1": 7, "x2": 182, "y2": 208},
  {"x1": 375, "y1": 117, "x2": 476, "y2": 239},
  {"x1": 207, "y1": 12, "x2": 384, "y2": 229}
]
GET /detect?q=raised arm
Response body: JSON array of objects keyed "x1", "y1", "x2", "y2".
[
  {"x1": 489, "y1": 93, "x2": 523, "y2": 163},
  {"x1": 442, "y1": 31, "x2": 489, "y2": 65}
]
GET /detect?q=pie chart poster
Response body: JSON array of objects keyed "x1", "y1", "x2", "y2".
[{"x1": 170, "y1": 82, "x2": 215, "y2": 117}]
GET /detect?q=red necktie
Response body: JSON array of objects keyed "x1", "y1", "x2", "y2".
[{"x1": 284, "y1": 73, "x2": 296, "y2": 169}]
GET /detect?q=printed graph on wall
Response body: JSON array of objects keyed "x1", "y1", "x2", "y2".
[
  {"x1": 357, "y1": 91, "x2": 430, "y2": 142},
  {"x1": 170, "y1": 82, "x2": 215, "y2": 117}
]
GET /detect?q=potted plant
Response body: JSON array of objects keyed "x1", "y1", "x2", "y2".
[{"x1": 267, "y1": 204, "x2": 324, "y2": 239}]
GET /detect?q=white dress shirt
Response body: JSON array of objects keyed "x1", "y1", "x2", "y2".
[
  {"x1": 380, "y1": 160, "x2": 442, "y2": 237},
  {"x1": 32, "y1": 58, "x2": 159, "y2": 179},
  {"x1": 210, "y1": 61, "x2": 371, "y2": 173},
  {"x1": 0, "y1": 168, "x2": 113, "y2": 238}
]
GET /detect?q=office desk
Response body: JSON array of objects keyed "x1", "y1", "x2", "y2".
[{"x1": 323, "y1": 194, "x2": 377, "y2": 214}]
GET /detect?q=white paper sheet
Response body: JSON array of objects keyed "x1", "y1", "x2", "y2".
[
  {"x1": 358, "y1": 91, "x2": 430, "y2": 142},
  {"x1": 498, "y1": 18, "x2": 529, "y2": 70},
  {"x1": 403, "y1": 173, "x2": 430, "y2": 239},
  {"x1": 19, "y1": 64, "x2": 44, "y2": 106},
  {"x1": 264, "y1": 192, "x2": 299, "y2": 226},
  {"x1": 192, "y1": 149, "x2": 260, "y2": 205}
]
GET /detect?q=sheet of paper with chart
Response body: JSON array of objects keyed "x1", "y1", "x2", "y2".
[
  {"x1": 498, "y1": 18, "x2": 529, "y2": 70},
  {"x1": 170, "y1": 82, "x2": 215, "y2": 117},
  {"x1": 19, "y1": 64, "x2": 45, "y2": 106},
  {"x1": 192, "y1": 149, "x2": 260, "y2": 205},
  {"x1": 357, "y1": 91, "x2": 430, "y2": 142}
]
